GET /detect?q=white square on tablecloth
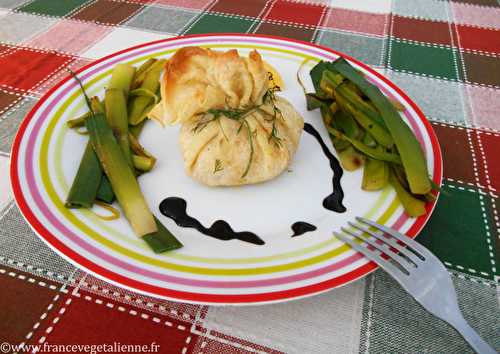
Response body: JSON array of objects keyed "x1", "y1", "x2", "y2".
[
  {"x1": 201, "y1": 279, "x2": 366, "y2": 354},
  {"x1": 328, "y1": 0, "x2": 392, "y2": 14},
  {"x1": 81, "y1": 27, "x2": 172, "y2": 60},
  {"x1": 0, "y1": 155, "x2": 13, "y2": 213}
]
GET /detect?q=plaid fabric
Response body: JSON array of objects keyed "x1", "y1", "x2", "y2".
[{"x1": 1, "y1": 0, "x2": 499, "y2": 353}]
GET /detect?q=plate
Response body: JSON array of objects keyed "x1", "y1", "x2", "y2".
[{"x1": 10, "y1": 34, "x2": 442, "y2": 305}]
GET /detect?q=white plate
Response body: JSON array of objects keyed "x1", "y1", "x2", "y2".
[{"x1": 10, "y1": 34, "x2": 442, "y2": 305}]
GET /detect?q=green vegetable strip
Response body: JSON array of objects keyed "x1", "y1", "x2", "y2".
[
  {"x1": 310, "y1": 61, "x2": 332, "y2": 92},
  {"x1": 96, "y1": 175, "x2": 114, "y2": 204},
  {"x1": 334, "y1": 110, "x2": 361, "y2": 139},
  {"x1": 105, "y1": 88, "x2": 133, "y2": 166},
  {"x1": 132, "y1": 58, "x2": 157, "y2": 89},
  {"x1": 129, "y1": 120, "x2": 145, "y2": 138},
  {"x1": 335, "y1": 92, "x2": 393, "y2": 147},
  {"x1": 91, "y1": 97, "x2": 104, "y2": 113},
  {"x1": 322, "y1": 71, "x2": 380, "y2": 120},
  {"x1": 305, "y1": 93, "x2": 331, "y2": 111},
  {"x1": 339, "y1": 146, "x2": 364, "y2": 171},
  {"x1": 389, "y1": 170, "x2": 426, "y2": 217},
  {"x1": 128, "y1": 132, "x2": 155, "y2": 160},
  {"x1": 143, "y1": 216, "x2": 183, "y2": 253},
  {"x1": 130, "y1": 88, "x2": 160, "y2": 104},
  {"x1": 108, "y1": 64, "x2": 136, "y2": 98},
  {"x1": 362, "y1": 131, "x2": 377, "y2": 147},
  {"x1": 67, "y1": 111, "x2": 91, "y2": 128},
  {"x1": 128, "y1": 60, "x2": 165, "y2": 125},
  {"x1": 326, "y1": 109, "x2": 350, "y2": 151},
  {"x1": 330, "y1": 58, "x2": 431, "y2": 194},
  {"x1": 328, "y1": 126, "x2": 402, "y2": 164},
  {"x1": 85, "y1": 113, "x2": 157, "y2": 237},
  {"x1": 362, "y1": 158, "x2": 389, "y2": 191},
  {"x1": 65, "y1": 143, "x2": 102, "y2": 208},
  {"x1": 322, "y1": 71, "x2": 393, "y2": 147},
  {"x1": 136, "y1": 58, "x2": 156, "y2": 77},
  {"x1": 132, "y1": 154, "x2": 155, "y2": 171}
]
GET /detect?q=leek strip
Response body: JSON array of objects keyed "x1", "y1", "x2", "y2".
[
  {"x1": 86, "y1": 113, "x2": 157, "y2": 236},
  {"x1": 330, "y1": 58, "x2": 431, "y2": 194},
  {"x1": 65, "y1": 143, "x2": 101, "y2": 209}
]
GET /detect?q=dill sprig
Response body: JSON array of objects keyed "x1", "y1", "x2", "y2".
[
  {"x1": 213, "y1": 159, "x2": 224, "y2": 174},
  {"x1": 193, "y1": 73, "x2": 283, "y2": 178},
  {"x1": 261, "y1": 79, "x2": 283, "y2": 147}
]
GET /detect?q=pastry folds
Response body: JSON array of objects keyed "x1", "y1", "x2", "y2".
[{"x1": 152, "y1": 47, "x2": 304, "y2": 186}]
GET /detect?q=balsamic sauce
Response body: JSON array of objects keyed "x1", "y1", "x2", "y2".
[
  {"x1": 159, "y1": 197, "x2": 265, "y2": 245},
  {"x1": 303, "y1": 123, "x2": 346, "y2": 213},
  {"x1": 291, "y1": 222, "x2": 317, "y2": 237}
]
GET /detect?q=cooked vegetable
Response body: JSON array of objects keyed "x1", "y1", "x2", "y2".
[
  {"x1": 129, "y1": 120, "x2": 145, "y2": 137},
  {"x1": 91, "y1": 96, "x2": 104, "y2": 113},
  {"x1": 143, "y1": 216, "x2": 183, "y2": 253},
  {"x1": 129, "y1": 59, "x2": 164, "y2": 125},
  {"x1": 132, "y1": 58, "x2": 157, "y2": 89},
  {"x1": 334, "y1": 110, "x2": 361, "y2": 139},
  {"x1": 322, "y1": 70, "x2": 384, "y2": 125},
  {"x1": 329, "y1": 58, "x2": 431, "y2": 194},
  {"x1": 338, "y1": 146, "x2": 364, "y2": 171},
  {"x1": 362, "y1": 158, "x2": 389, "y2": 191},
  {"x1": 128, "y1": 132, "x2": 155, "y2": 161},
  {"x1": 362, "y1": 131, "x2": 377, "y2": 147},
  {"x1": 322, "y1": 72, "x2": 393, "y2": 147},
  {"x1": 86, "y1": 112, "x2": 157, "y2": 236},
  {"x1": 389, "y1": 170, "x2": 426, "y2": 217},
  {"x1": 305, "y1": 93, "x2": 331, "y2": 111},
  {"x1": 137, "y1": 58, "x2": 157, "y2": 74},
  {"x1": 96, "y1": 175, "x2": 114, "y2": 204},
  {"x1": 327, "y1": 127, "x2": 402, "y2": 164},
  {"x1": 308, "y1": 58, "x2": 436, "y2": 216},
  {"x1": 335, "y1": 92, "x2": 393, "y2": 147},
  {"x1": 93, "y1": 200, "x2": 120, "y2": 221},
  {"x1": 67, "y1": 111, "x2": 91, "y2": 128},
  {"x1": 105, "y1": 88, "x2": 132, "y2": 166},
  {"x1": 132, "y1": 154, "x2": 155, "y2": 171},
  {"x1": 65, "y1": 143, "x2": 102, "y2": 208},
  {"x1": 108, "y1": 63, "x2": 136, "y2": 98},
  {"x1": 65, "y1": 63, "x2": 181, "y2": 253}
]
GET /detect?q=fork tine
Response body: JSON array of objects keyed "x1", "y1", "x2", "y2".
[
  {"x1": 334, "y1": 232, "x2": 404, "y2": 279},
  {"x1": 348, "y1": 222, "x2": 422, "y2": 265},
  {"x1": 341, "y1": 227, "x2": 410, "y2": 274},
  {"x1": 356, "y1": 217, "x2": 427, "y2": 258}
]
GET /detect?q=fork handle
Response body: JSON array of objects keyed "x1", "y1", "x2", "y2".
[{"x1": 449, "y1": 315, "x2": 497, "y2": 354}]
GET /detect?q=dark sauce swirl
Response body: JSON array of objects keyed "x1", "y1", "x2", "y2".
[
  {"x1": 159, "y1": 197, "x2": 265, "y2": 245},
  {"x1": 291, "y1": 222, "x2": 317, "y2": 237},
  {"x1": 304, "y1": 123, "x2": 346, "y2": 213}
]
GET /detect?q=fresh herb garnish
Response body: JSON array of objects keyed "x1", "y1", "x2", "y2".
[
  {"x1": 213, "y1": 159, "x2": 224, "y2": 174},
  {"x1": 193, "y1": 75, "x2": 283, "y2": 178}
]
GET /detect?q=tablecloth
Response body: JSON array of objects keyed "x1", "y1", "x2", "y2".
[{"x1": 0, "y1": 0, "x2": 499, "y2": 353}]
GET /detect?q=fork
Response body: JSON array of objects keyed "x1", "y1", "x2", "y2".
[{"x1": 334, "y1": 217, "x2": 497, "y2": 354}]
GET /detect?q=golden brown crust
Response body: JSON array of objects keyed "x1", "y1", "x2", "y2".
[
  {"x1": 155, "y1": 46, "x2": 304, "y2": 187},
  {"x1": 159, "y1": 47, "x2": 269, "y2": 125}
]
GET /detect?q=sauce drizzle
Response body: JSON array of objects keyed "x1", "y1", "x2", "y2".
[
  {"x1": 159, "y1": 197, "x2": 265, "y2": 245},
  {"x1": 291, "y1": 222, "x2": 317, "y2": 237},
  {"x1": 304, "y1": 123, "x2": 346, "y2": 213}
]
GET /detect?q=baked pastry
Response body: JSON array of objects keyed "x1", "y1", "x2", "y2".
[{"x1": 150, "y1": 47, "x2": 304, "y2": 186}]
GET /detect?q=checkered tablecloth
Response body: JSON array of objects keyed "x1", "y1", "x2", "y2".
[{"x1": 0, "y1": 0, "x2": 499, "y2": 353}]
